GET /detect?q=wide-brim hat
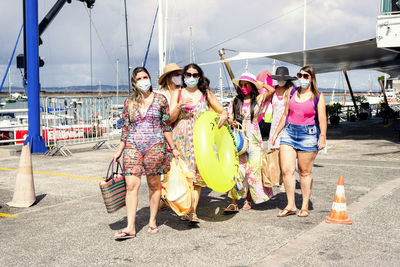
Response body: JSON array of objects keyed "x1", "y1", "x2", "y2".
[
  {"x1": 269, "y1": 66, "x2": 297, "y2": 81},
  {"x1": 232, "y1": 72, "x2": 262, "y2": 90},
  {"x1": 158, "y1": 63, "x2": 183, "y2": 85}
]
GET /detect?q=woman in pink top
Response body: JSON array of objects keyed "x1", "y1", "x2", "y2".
[{"x1": 271, "y1": 65, "x2": 327, "y2": 217}]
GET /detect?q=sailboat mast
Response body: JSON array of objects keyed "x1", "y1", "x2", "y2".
[
  {"x1": 158, "y1": 0, "x2": 166, "y2": 75},
  {"x1": 123, "y1": 0, "x2": 131, "y2": 93},
  {"x1": 219, "y1": 65, "x2": 223, "y2": 98},
  {"x1": 116, "y1": 59, "x2": 119, "y2": 107}
]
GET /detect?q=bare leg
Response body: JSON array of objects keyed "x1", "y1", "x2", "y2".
[
  {"x1": 115, "y1": 175, "x2": 141, "y2": 237},
  {"x1": 192, "y1": 185, "x2": 202, "y2": 215},
  {"x1": 297, "y1": 151, "x2": 317, "y2": 212},
  {"x1": 279, "y1": 145, "x2": 297, "y2": 211},
  {"x1": 147, "y1": 175, "x2": 161, "y2": 229}
]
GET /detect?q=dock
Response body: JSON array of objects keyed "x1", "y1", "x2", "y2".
[{"x1": 0, "y1": 118, "x2": 399, "y2": 266}]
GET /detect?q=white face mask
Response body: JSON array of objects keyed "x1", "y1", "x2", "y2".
[
  {"x1": 277, "y1": 80, "x2": 286, "y2": 87},
  {"x1": 137, "y1": 79, "x2": 151, "y2": 92},
  {"x1": 171, "y1": 75, "x2": 182, "y2": 86}
]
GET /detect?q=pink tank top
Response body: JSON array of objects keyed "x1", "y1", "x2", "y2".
[{"x1": 287, "y1": 95, "x2": 316, "y2": 125}]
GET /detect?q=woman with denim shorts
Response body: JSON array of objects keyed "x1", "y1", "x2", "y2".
[{"x1": 271, "y1": 65, "x2": 327, "y2": 217}]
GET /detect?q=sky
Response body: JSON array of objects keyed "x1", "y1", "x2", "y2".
[{"x1": 0, "y1": 0, "x2": 385, "y2": 91}]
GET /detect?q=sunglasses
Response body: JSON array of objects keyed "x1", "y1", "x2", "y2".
[
  {"x1": 185, "y1": 72, "x2": 200, "y2": 78},
  {"x1": 297, "y1": 73, "x2": 311, "y2": 79}
]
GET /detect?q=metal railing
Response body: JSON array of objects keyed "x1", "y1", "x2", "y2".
[{"x1": 0, "y1": 96, "x2": 118, "y2": 156}]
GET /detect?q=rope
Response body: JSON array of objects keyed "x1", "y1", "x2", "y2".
[
  {"x1": 143, "y1": 5, "x2": 159, "y2": 67},
  {"x1": 82, "y1": 4, "x2": 120, "y2": 78},
  {"x1": 0, "y1": 25, "x2": 23, "y2": 93}
]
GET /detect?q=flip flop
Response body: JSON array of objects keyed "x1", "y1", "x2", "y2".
[
  {"x1": 277, "y1": 208, "x2": 297, "y2": 217},
  {"x1": 242, "y1": 200, "x2": 252, "y2": 211},
  {"x1": 148, "y1": 226, "x2": 159, "y2": 234},
  {"x1": 298, "y1": 209, "x2": 310, "y2": 217},
  {"x1": 114, "y1": 231, "x2": 136, "y2": 240},
  {"x1": 223, "y1": 204, "x2": 239, "y2": 214}
]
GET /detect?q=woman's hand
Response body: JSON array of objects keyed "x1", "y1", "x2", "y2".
[
  {"x1": 172, "y1": 148, "x2": 181, "y2": 158},
  {"x1": 270, "y1": 133, "x2": 278, "y2": 146},
  {"x1": 229, "y1": 119, "x2": 239, "y2": 128},
  {"x1": 179, "y1": 98, "x2": 193, "y2": 109},
  {"x1": 112, "y1": 151, "x2": 122, "y2": 163},
  {"x1": 318, "y1": 134, "x2": 326, "y2": 150},
  {"x1": 217, "y1": 113, "x2": 228, "y2": 129}
]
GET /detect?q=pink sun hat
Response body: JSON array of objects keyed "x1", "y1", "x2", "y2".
[{"x1": 256, "y1": 70, "x2": 273, "y2": 94}]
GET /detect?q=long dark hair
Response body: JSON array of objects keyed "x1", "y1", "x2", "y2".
[
  {"x1": 182, "y1": 63, "x2": 208, "y2": 102},
  {"x1": 233, "y1": 82, "x2": 259, "y2": 121}
]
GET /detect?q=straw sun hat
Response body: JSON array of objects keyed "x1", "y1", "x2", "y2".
[
  {"x1": 232, "y1": 72, "x2": 262, "y2": 90},
  {"x1": 158, "y1": 63, "x2": 183, "y2": 85}
]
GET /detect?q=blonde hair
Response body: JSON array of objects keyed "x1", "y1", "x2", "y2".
[{"x1": 128, "y1": 67, "x2": 152, "y2": 120}]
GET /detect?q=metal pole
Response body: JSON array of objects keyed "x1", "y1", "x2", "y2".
[
  {"x1": 24, "y1": 0, "x2": 47, "y2": 153},
  {"x1": 116, "y1": 59, "x2": 119, "y2": 108},
  {"x1": 343, "y1": 70, "x2": 359, "y2": 118},
  {"x1": 158, "y1": 0, "x2": 165, "y2": 75},
  {"x1": 218, "y1": 48, "x2": 235, "y2": 81},
  {"x1": 189, "y1": 26, "x2": 193, "y2": 63},
  {"x1": 89, "y1": 8, "x2": 93, "y2": 91},
  {"x1": 303, "y1": 0, "x2": 307, "y2": 65},
  {"x1": 123, "y1": 0, "x2": 131, "y2": 93}
]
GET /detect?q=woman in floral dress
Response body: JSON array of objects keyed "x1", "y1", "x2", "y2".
[
  {"x1": 169, "y1": 63, "x2": 228, "y2": 224},
  {"x1": 113, "y1": 67, "x2": 179, "y2": 239},
  {"x1": 223, "y1": 73, "x2": 275, "y2": 213}
]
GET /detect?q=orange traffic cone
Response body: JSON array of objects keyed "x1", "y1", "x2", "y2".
[
  {"x1": 325, "y1": 176, "x2": 352, "y2": 224},
  {"x1": 7, "y1": 143, "x2": 36, "y2": 208}
]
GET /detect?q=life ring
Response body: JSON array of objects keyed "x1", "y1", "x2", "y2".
[{"x1": 193, "y1": 111, "x2": 238, "y2": 193}]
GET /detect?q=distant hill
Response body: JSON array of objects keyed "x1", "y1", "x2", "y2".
[{"x1": 2, "y1": 85, "x2": 379, "y2": 93}]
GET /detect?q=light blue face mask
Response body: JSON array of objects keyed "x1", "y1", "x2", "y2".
[
  {"x1": 299, "y1": 78, "x2": 310, "y2": 88},
  {"x1": 137, "y1": 79, "x2": 151, "y2": 92},
  {"x1": 292, "y1": 79, "x2": 300, "y2": 87},
  {"x1": 184, "y1": 77, "x2": 199, "y2": 88}
]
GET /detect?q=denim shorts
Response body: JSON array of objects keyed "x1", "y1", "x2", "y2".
[{"x1": 280, "y1": 122, "x2": 319, "y2": 152}]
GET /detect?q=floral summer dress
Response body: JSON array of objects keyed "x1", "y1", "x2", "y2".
[
  {"x1": 228, "y1": 94, "x2": 274, "y2": 203},
  {"x1": 172, "y1": 93, "x2": 208, "y2": 186},
  {"x1": 268, "y1": 93, "x2": 286, "y2": 152},
  {"x1": 121, "y1": 93, "x2": 172, "y2": 177}
]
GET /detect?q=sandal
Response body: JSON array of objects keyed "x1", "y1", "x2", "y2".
[
  {"x1": 242, "y1": 200, "x2": 252, "y2": 211},
  {"x1": 180, "y1": 214, "x2": 191, "y2": 221},
  {"x1": 298, "y1": 209, "x2": 310, "y2": 217},
  {"x1": 189, "y1": 213, "x2": 200, "y2": 224},
  {"x1": 148, "y1": 226, "x2": 159, "y2": 234},
  {"x1": 223, "y1": 204, "x2": 239, "y2": 214},
  {"x1": 114, "y1": 231, "x2": 136, "y2": 240},
  {"x1": 277, "y1": 208, "x2": 297, "y2": 217}
]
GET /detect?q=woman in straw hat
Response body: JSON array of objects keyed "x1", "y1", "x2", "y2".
[
  {"x1": 223, "y1": 73, "x2": 275, "y2": 213},
  {"x1": 271, "y1": 65, "x2": 327, "y2": 217},
  {"x1": 113, "y1": 67, "x2": 180, "y2": 239},
  {"x1": 158, "y1": 63, "x2": 183, "y2": 104},
  {"x1": 169, "y1": 63, "x2": 228, "y2": 224}
]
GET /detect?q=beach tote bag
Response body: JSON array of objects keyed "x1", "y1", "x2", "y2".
[
  {"x1": 99, "y1": 160, "x2": 126, "y2": 213},
  {"x1": 262, "y1": 150, "x2": 281, "y2": 188},
  {"x1": 161, "y1": 158, "x2": 194, "y2": 216},
  {"x1": 232, "y1": 122, "x2": 249, "y2": 156}
]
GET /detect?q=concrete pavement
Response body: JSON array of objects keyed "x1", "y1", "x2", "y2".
[{"x1": 0, "y1": 118, "x2": 399, "y2": 266}]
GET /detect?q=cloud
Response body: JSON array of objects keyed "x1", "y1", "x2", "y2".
[{"x1": 0, "y1": 0, "x2": 387, "y2": 91}]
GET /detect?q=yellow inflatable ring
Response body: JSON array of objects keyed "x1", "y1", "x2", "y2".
[{"x1": 193, "y1": 111, "x2": 238, "y2": 193}]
